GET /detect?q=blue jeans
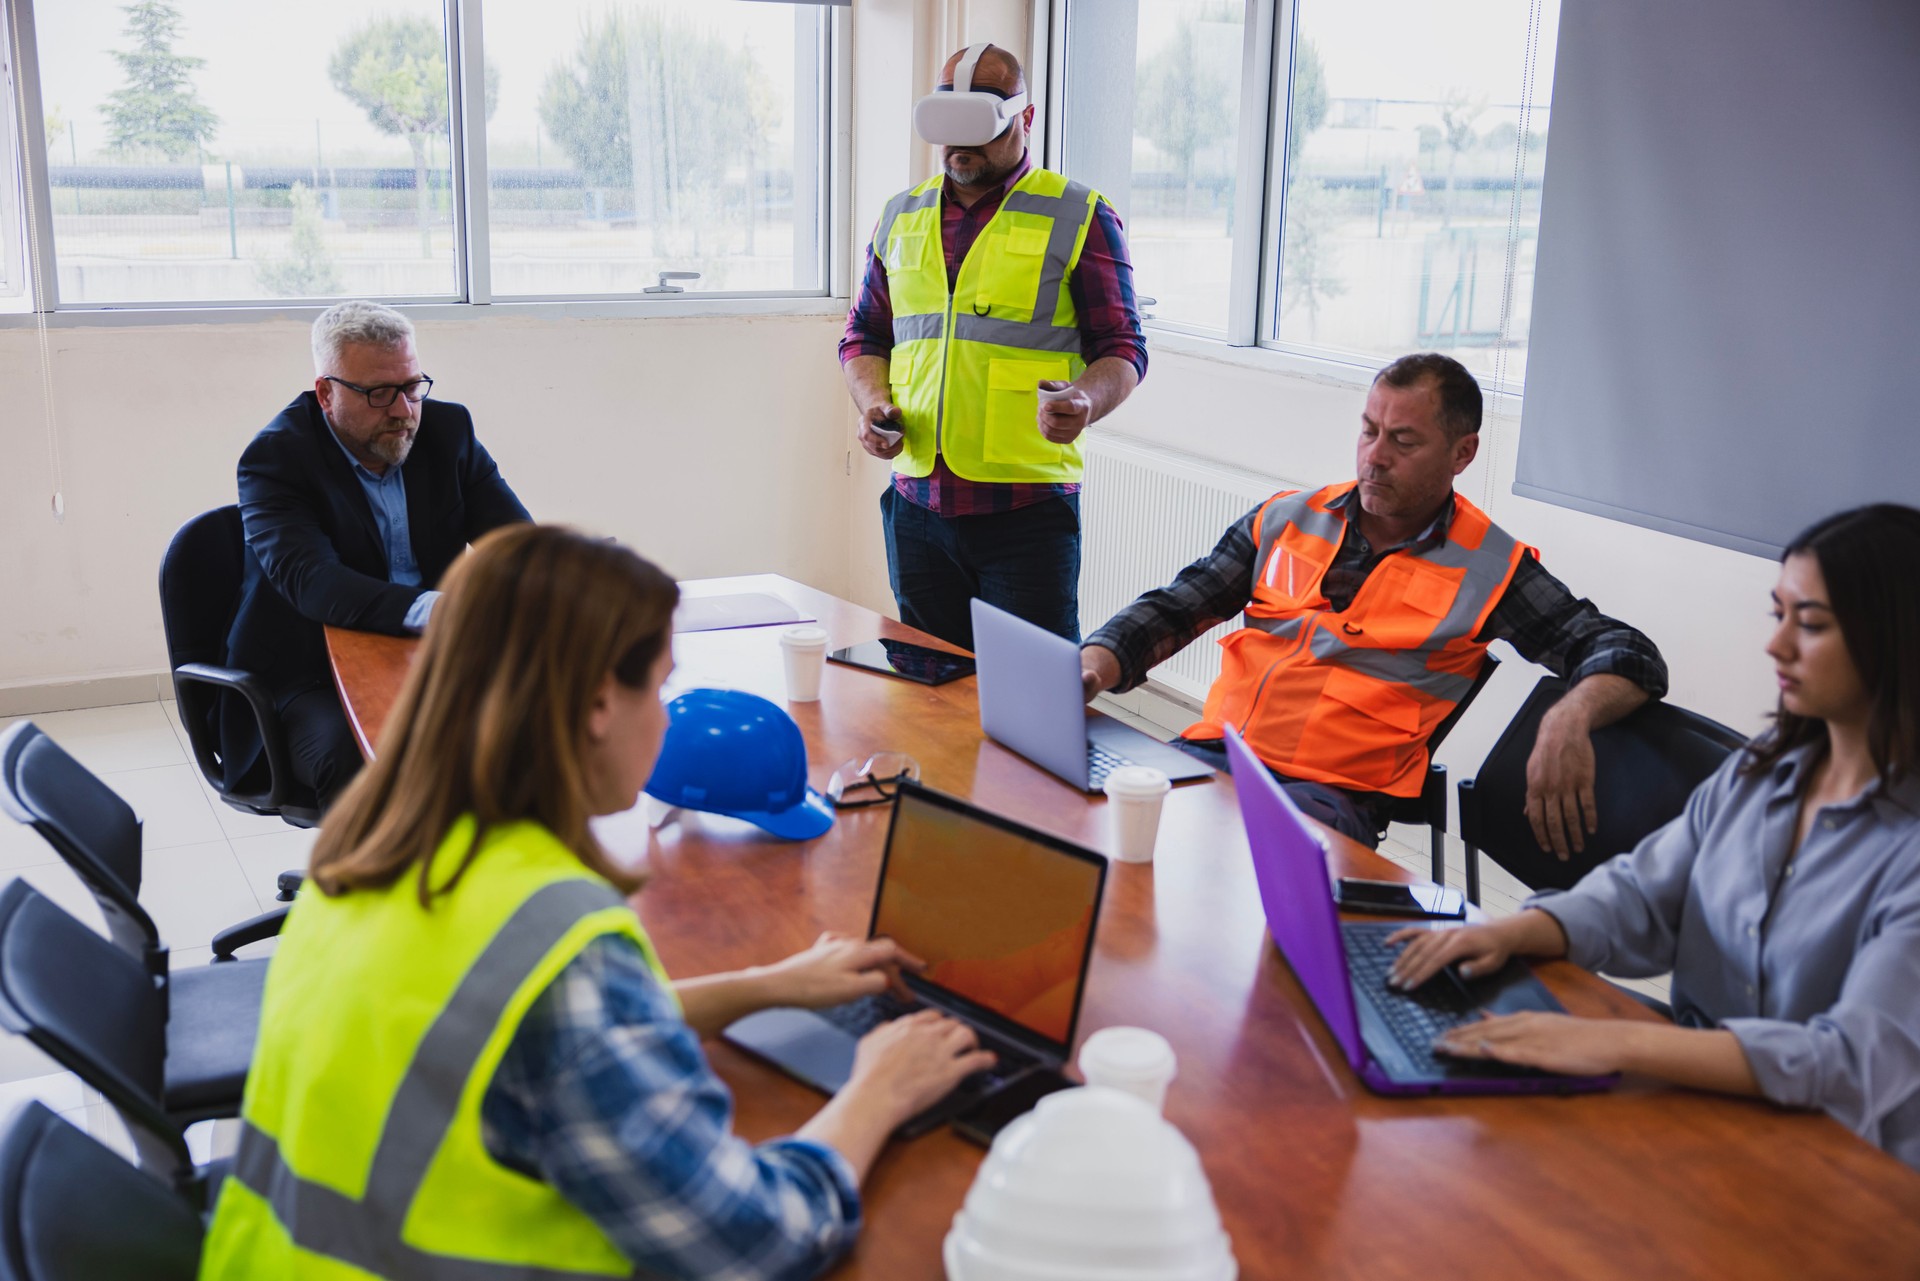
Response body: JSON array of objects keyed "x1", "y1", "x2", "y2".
[
  {"x1": 1169, "y1": 736, "x2": 1387, "y2": 848},
  {"x1": 880, "y1": 487, "x2": 1081, "y2": 651}
]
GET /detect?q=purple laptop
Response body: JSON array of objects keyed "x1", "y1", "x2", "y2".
[{"x1": 1223, "y1": 728, "x2": 1617, "y2": 1096}]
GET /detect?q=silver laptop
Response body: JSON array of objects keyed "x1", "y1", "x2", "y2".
[{"x1": 971, "y1": 599, "x2": 1213, "y2": 793}]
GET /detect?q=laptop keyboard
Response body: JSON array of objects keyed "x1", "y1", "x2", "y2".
[
  {"x1": 814, "y1": 993, "x2": 1042, "y2": 1135},
  {"x1": 1341, "y1": 921, "x2": 1482, "y2": 1075},
  {"x1": 1087, "y1": 742, "x2": 1131, "y2": 789}
]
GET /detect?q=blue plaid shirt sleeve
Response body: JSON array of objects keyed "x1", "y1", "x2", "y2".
[{"x1": 480, "y1": 934, "x2": 863, "y2": 1281}]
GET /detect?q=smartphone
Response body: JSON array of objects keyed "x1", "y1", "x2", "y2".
[
  {"x1": 951, "y1": 1068, "x2": 1077, "y2": 1147},
  {"x1": 827, "y1": 639, "x2": 976, "y2": 686},
  {"x1": 1333, "y1": 877, "x2": 1466, "y2": 920}
]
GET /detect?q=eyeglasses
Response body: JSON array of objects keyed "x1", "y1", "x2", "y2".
[
  {"x1": 826, "y1": 753, "x2": 921, "y2": 809},
  {"x1": 322, "y1": 374, "x2": 435, "y2": 408}
]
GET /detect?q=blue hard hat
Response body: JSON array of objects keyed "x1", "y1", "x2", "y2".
[{"x1": 643, "y1": 689, "x2": 835, "y2": 841}]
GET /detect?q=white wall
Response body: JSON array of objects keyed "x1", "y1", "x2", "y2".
[{"x1": 0, "y1": 311, "x2": 850, "y2": 693}]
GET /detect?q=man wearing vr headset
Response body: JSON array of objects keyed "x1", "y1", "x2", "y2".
[{"x1": 839, "y1": 43, "x2": 1147, "y2": 651}]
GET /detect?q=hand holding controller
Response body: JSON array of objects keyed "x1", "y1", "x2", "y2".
[
  {"x1": 1036, "y1": 379, "x2": 1091, "y2": 445},
  {"x1": 859, "y1": 403, "x2": 906, "y2": 459}
]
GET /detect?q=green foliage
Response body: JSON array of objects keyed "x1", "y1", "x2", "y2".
[
  {"x1": 1134, "y1": 5, "x2": 1241, "y2": 211},
  {"x1": 1285, "y1": 39, "x2": 1328, "y2": 173},
  {"x1": 1279, "y1": 39, "x2": 1340, "y2": 336},
  {"x1": 1280, "y1": 177, "x2": 1346, "y2": 335},
  {"x1": 538, "y1": 9, "x2": 762, "y2": 204},
  {"x1": 257, "y1": 182, "x2": 343, "y2": 298},
  {"x1": 101, "y1": 1, "x2": 217, "y2": 160},
  {"x1": 329, "y1": 17, "x2": 449, "y2": 141},
  {"x1": 329, "y1": 17, "x2": 493, "y2": 255}
]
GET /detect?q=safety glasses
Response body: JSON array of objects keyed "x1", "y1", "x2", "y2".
[{"x1": 826, "y1": 753, "x2": 921, "y2": 809}]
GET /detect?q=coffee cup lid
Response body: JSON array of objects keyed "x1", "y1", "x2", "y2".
[
  {"x1": 1103, "y1": 765, "x2": 1171, "y2": 799},
  {"x1": 1079, "y1": 1026, "x2": 1177, "y2": 1081},
  {"x1": 780, "y1": 625, "x2": 829, "y2": 647}
]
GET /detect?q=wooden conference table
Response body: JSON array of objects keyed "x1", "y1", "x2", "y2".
[{"x1": 327, "y1": 575, "x2": 1920, "y2": 1279}]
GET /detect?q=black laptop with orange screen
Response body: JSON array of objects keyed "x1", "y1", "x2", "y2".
[{"x1": 722, "y1": 781, "x2": 1108, "y2": 1135}]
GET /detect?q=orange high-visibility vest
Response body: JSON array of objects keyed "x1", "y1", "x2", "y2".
[{"x1": 1184, "y1": 483, "x2": 1533, "y2": 798}]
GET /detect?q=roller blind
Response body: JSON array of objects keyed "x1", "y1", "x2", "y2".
[{"x1": 1515, "y1": 0, "x2": 1920, "y2": 558}]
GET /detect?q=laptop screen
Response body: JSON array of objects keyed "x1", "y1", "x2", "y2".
[
  {"x1": 869, "y1": 784, "x2": 1106, "y2": 1050},
  {"x1": 1224, "y1": 728, "x2": 1367, "y2": 1069}
]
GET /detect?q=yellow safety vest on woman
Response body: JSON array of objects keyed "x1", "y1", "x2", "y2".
[
  {"x1": 200, "y1": 817, "x2": 674, "y2": 1279},
  {"x1": 875, "y1": 166, "x2": 1104, "y2": 483},
  {"x1": 1183, "y1": 483, "x2": 1534, "y2": 798}
]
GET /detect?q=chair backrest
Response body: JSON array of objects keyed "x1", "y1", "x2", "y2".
[
  {"x1": 1429, "y1": 654, "x2": 1501, "y2": 758},
  {"x1": 0, "y1": 1102, "x2": 201, "y2": 1281},
  {"x1": 0, "y1": 722, "x2": 158, "y2": 965},
  {"x1": 157, "y1": 505, "x2": 246, "y2": 674},
  {"x1": 1458, "y1": 677, "x2": 1748, "y2": 893},
  {"x1": 0, "y1": 881, "x2": 188, "y2": 1181}
]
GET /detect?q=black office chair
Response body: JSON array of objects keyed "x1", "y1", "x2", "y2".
[
  {"x1": 0, "y1": 719, "x2": 292, "y2": 966},
  {"x1": 159, "y1": 504, "x2": 320, "y2": 829},
  {"x1": 0, "y1": 1102, "x2": 202, "y2": 1281},
  {"x1": 0, "y1": 878, "x2": 235, "y2": 1199},
  {"x1": 1456, "y1": 676, "x2": 1747, "y2": 904},
  {"x1": 1382, "y1": 655, "x2": 1501, "y2": 884}
]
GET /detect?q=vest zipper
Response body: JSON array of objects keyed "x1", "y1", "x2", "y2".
[{"x1": 1240, "y1": 615, "x2": 1316, "y2": 732}]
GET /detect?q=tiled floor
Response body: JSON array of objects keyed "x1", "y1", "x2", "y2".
[{"x1": 0, "y1": 700, "x2": 310, "y2": 1161}]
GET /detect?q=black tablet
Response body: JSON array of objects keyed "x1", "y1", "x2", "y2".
[{"x1": 826, "y1": 639, "x2": 976, "y2": 685}]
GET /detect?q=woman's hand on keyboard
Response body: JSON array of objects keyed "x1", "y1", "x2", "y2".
[
  {"x1": 763, "y1": 931, "x2": 927, "y2": 1008},
  {"x1": 849, "y1": 1010, "x2": 999, "y2": 1124},
  {"x1": 1387, "y1": 908, "x2": 1570, "y2": 991},
  {"x1": 1432, "y1": 1012, "x2": 1622, "y2": 1076}
]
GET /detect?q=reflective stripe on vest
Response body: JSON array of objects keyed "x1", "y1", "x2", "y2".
[
  {"x1": 1187, "y1": 483, "x2": 1531, "y2": 798},
  {"x1": 225, "y1": 879, "x2": 638, "y2": 1281},
  {"x1": 871, "y1": 168, "x2": 1101, "y2": 483}
]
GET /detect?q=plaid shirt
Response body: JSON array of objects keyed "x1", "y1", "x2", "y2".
[
  {"x1": 839, "y1": 153, "x2": 1148, "y2": 517},
  {"x1": 1086, "y1": 488, "x2": 1670, "y2": 701},
  {"x1": 481, "y1": 935, "x2": 861, "y2": 1281}
]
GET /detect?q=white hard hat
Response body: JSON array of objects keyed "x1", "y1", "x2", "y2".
[{"x1": 944, "y1": 1086, "x2": 1237, "y2": 1281}]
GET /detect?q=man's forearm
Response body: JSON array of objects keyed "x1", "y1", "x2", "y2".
[
  {"x1": 1077, "y1": 356, "x2": 1139, "y2": 424},
  {"x1": 1547, "y1": 673, "x2": 1650, "y2": 735},
  {"x1": 843, "y1": 355, "x2": 892, "y2": 416}
]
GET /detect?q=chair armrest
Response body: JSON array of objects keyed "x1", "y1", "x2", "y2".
[
  {"x1": 211, "y1": 906, "x2": 288, "y2": 960},
  {"x1": 276, "y1": 871, "x2": 305, "y2": 902},
  {"x1": 171, "y1": 663, "x2": 300, "y2": 812}
]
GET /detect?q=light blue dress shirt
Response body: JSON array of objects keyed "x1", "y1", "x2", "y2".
[
  {"x1": 325, "y1": 421, "x2": 439, "y2": 633},
  {"x1": 1530, "y1": 742, "x2": 1920, "y2": 1167}
]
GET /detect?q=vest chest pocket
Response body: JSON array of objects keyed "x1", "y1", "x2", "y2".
[
  {"x1": 983, "y1": 357, "x2": 1071, "y2": 463},
  {"x1": 886, "y1": 231, "x2": 927, "y2": 274},
  {"x1": 977, "y1": 224, "x2": 1052, "y2": 314}
]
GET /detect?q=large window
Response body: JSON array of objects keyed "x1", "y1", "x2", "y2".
[
  {"x1": 0, "y1": 0, "x2": 838, "y2": 310},
  {"x1": 1058, "y1": 0, "x2": 1558, "y2": 387}
]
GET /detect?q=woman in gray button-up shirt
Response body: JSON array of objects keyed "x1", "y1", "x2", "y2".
[{"x1": 1388, "y1": 504, "x2": 1920, "y2": 1168}]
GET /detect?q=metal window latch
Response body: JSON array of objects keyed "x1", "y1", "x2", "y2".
[
  {"x1": 644, "y1": 271, "x2": 702, "y2": 294},
  {"x1": 1137, "y1": 294, "x2": 1158, "y2": 320}
]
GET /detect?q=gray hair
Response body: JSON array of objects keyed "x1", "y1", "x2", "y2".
[{"x1": 312, "y1": 300, "x2": 415, "y2": 374}]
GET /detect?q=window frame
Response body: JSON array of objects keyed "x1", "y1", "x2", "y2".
[
  {"x1": 1048, "y1": 0, "x2": 1544, "y2": 399},
  {"x1": 0, "y1": 0, "x2": 851, "y2": 324}
]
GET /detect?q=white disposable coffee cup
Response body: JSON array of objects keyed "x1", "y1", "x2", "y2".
[
  {"x1": 1078, "y1": 1026, "x2": 1178, "y2": 1113},
  {"x1": 1103, "y1": 765, "x2": 1171, "y2": 863},
  {"x1": 779, "y1": 626, "x2": 829, "y2": 703}
]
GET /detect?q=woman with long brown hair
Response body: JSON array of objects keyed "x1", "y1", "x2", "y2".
[
  {"x1": 201, "y1": 524, "x2": 992, "y2": 1279},
  {"x1": 1387, "y1": 503, "x2": 1920, "y2": 1168}
]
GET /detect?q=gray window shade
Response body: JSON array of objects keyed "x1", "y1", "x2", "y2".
[{"x1": 1515, "y1": 0, "x2": 1920, "y2": 558}]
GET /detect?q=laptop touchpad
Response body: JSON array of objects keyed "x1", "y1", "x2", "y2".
[{"x1": 725, "y1": 1008, "x2": 859, "y2": 1093}]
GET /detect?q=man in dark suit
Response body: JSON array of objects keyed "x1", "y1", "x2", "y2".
[{"x1": 223, "y1": 300, "x2": 530, "y2": 809}]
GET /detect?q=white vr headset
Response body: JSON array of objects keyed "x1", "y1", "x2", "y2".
[{"x1": 913, "y1": 43, "x2": 1029, "y2": 146}]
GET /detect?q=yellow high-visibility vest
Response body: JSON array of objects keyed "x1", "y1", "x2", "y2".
[
  {"x1": 199, "y1": 816, "x2": 674, "y2": 1279},
  {"x1": 875, "y1": 166, "x2": 1104, "y2": 483}
]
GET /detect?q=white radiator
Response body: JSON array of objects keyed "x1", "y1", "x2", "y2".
[{"x1": 1078, "y1": 434, "x2": 1292, "y2": 703}]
